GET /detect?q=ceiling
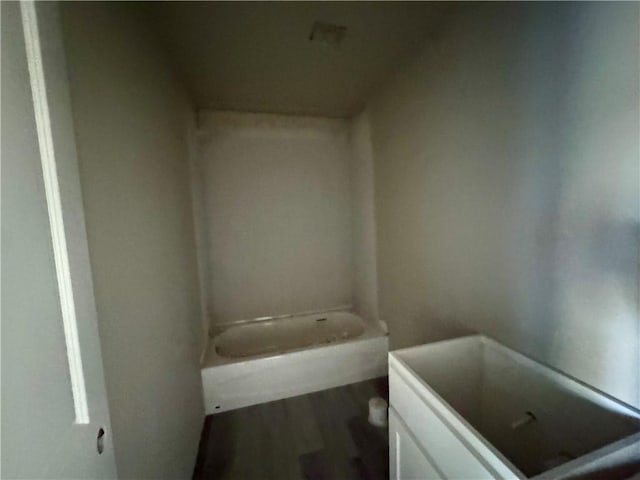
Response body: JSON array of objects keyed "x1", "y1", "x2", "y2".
[{"x1": 148, "y1": 2, "x2": 439, "y2": 118}]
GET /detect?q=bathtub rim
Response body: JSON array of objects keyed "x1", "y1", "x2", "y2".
[
  {"x1": 209, "y1": 304, "x2": 353, "y2": 332},
  {"x1": 202, "y1": 308, "x2": 386, "y2": 368}
]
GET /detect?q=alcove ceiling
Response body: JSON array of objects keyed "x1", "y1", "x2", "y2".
[{"x1": 148, "y1": 2, "x2": 444, "y2": 118}]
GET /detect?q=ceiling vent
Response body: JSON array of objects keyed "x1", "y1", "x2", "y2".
[{"x1": 309, "y1": 21, "x2": 347, "y2": 47}]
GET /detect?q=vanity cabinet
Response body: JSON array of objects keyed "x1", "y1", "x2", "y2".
[{"x1": 388, "y1": 336, "x2": 640, "y2": 480}]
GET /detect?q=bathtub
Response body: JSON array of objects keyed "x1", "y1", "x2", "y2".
[
  {"x1": 215, "y1": 311, "x2": 366, "y2": 358},
  {"x1": 201, "y1": 309, "x2": 388, "y2": 414}
]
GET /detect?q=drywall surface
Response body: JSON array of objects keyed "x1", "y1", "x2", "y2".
[
  {"x1": 198, "y1": 111, "x2": 353, "y2": 324},
  {"x1": 349, "y1": 112, "x2": 380, "y2": 322},
  {"x1": 149, "y1": 2, "x2": 435, "y2": 117},
  {"x1": 369, "y1": 3, "x2": 640, "y2": 407},
  {"x1": 61, "y1": 3, "x2": 204, "y2": 478},
  {"x1": 1, "y1": 4, "x2": 115, "y2": 477}
]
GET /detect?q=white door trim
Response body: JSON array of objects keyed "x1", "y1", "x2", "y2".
[{"x1": 20, "y1": 0, "x2": 89, "y2": 425}]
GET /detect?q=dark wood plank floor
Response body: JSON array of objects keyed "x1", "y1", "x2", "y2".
[{"x1": 193, "y1": 377, "x2": 389, "y2": 480}]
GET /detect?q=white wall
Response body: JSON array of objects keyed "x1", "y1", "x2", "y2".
[
  {"x1": 349, "y1": 112, "x2": 380, "y2": 323},
  {"x1": 368, "y1": 3, "x2": 640, "y2": 407},
  {"x1": 198, "y1": 111, "x2": 354, "y2": 324},
  {"x1": 2, "y1": 4, "x2": 117, "y2": 477},
  {"x1": 61, "y1": 3, "x2": 204, "y2": 478}
]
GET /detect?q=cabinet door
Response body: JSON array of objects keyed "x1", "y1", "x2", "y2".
[{"x1": 390, "y1": 408, "x2": 443, "y2": 480}]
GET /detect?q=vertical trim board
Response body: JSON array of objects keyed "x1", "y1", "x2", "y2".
[{"x1": 20, "y1": 0, "x2": 89, "y2": 425}]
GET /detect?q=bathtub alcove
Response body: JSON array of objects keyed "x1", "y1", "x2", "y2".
[{"x1": 191, "y1": 111, "x2": 388, "y2": 414}]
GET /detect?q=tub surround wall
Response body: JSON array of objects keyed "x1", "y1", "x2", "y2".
[
  {"x1": 349, "y1": 112, "x2": 380, "y2": 324},
  {"x1": 61, "y1": 3, "x2": 204, "y2": 478},
  {"x1": 198, "y1": 111, "x2": 354, "y2": 325},
  {"x1": 186, "y1": 111, "x2": 211, "y2": 359},
  {"x1": 368, "y1": 2, "x2": 640, "y2": 407}
]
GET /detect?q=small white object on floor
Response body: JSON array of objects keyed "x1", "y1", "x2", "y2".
[{"x1": 368, "y1": 396, "x2": 388, "y2": 427}]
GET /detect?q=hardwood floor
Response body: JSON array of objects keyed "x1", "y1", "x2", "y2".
[{"x1": 193, "y1": 377, "x2": 389, "y2": 480}]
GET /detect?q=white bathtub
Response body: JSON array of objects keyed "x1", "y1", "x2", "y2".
[
  {"x1": 201, "y1": 309, "x2": 388, "y2": 414},
  {"x1": 215, "y1": 311, "x2": 366, "y2": 358}
]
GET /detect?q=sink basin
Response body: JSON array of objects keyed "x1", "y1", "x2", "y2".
[{"x1": 389, "y1": 335, "x2": 640, "y2": 479}]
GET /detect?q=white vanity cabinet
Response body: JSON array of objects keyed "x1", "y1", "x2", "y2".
[{"x1": 388, "y1": 336, "x2": 640, "y2": 480}]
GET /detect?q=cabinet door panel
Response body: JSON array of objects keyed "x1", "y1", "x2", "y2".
[
  {"x1": 390, "y1": 408, "x2": 442, "y2": 480},
  {"x1": 390, "y1": 372, "x2": 496, "y2": 479}
]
